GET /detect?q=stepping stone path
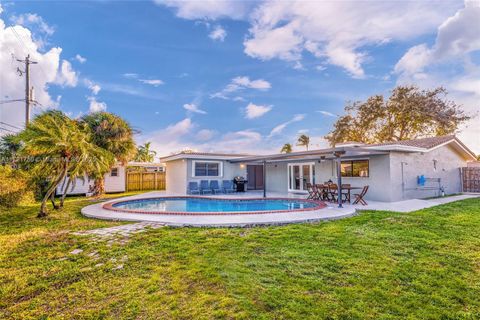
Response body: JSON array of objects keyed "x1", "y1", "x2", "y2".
[{"x1": 72, "y1": 222, "x2": 164, "y2": 245}]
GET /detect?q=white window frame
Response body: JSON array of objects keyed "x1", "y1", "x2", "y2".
[
  {"x1": 287, "y1": 162, "x2": 315, "y2": 193},
  {"x1": 110, "y1": 168, "x2": 119, "y2": 177},
  {"x1": 192, "y1": 160, "x2": 223, "y2": 178}
]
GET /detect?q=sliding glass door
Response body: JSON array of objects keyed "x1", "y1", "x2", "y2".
[{"x1": 288, "y1": 163, "x2": 315, "y2": 192}]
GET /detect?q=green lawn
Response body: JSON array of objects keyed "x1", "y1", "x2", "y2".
[{"x1": 1, "y1": 195, "x2": 479, "y2": 319}]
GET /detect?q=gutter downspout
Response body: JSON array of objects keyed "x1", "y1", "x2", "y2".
[{"x1": 401, "y1": 162, "x2": 407, "y2": 200}]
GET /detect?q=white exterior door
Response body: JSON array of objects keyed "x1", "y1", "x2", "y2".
[{"x1": 288, "y1": 163, "x2": 315, "y2": 192}]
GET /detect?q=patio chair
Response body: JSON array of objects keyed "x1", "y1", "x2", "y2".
[
  {"x1": 210, "y1": 180, "x2": 222, "y2": 194},
  {"x1": 316, "y1": 184, "x2": 328, "y2": 201},
  {"x1": 188, "y1": 181, "x2": 200, "y2": 195},
  {"x1": 328, "y1": 184, "x2": 338, "y2": 202},
  {"x1": 200, "y1": 180, "x2": 212, "y2": 194},
  {"x1": 222, "y1": 180, "x2": 235, "y2": 193},
  {"x1": 341, "y1": 184, "x2": 351, "y2": 203},
  {"x1": 306, "y1": 183, "x2": 315, "y2": 200},
  {"x1": 353, "y1": 185, "x2": 369, "y2": 205}
]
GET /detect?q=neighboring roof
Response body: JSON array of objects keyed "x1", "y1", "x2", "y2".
[
  {"x1": 159, "y1": 151, "x2": 251, "y2": 162},
  {"x1": 127, "y1": 161, "x2": 165, "y2": 167}
]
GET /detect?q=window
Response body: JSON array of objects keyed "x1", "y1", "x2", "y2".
[
  {"x1": 110, "y1": 168, "x2": 119, "y2": 177},
  {"x1": 341, "y1": 160, "x2": 369, "y2": 177},
  {"x1": 193, "y1": 161, "x2": 222, "y2": 177}
]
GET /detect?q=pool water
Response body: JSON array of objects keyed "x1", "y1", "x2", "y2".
[{"x1": 109, "y1": 197, "x2": 320, "y2": 214}]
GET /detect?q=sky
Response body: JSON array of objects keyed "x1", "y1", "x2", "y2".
[{"x1": 0, "y1": 0, "x2": 479, "y2": 156}]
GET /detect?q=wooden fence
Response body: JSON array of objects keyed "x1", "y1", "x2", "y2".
[
  {"x1": 126, "y1": 172, "x2": 166, "y2": 191},
  {"x1": 462, "y1": 167, "x2": 480, "y2": 193}
]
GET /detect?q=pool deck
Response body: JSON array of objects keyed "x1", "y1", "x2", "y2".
[{"x1": 81, "y1": 191, "x2": 478, "y2": 227}]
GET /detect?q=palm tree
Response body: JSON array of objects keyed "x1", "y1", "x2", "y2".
[
  {"x1": 0, "y1": 134, "x2": 21, "y2": 166},
  {"x1": 280, "y1": 143, "x2": 292, "y2": 153},
  {"x1": 134, "y1": 142, "x2": 157, "y2": 162},
  {"x1": 297, "y1": 134, "x2": 310, "y2": 151},
  {"x1": 18, "y1": 111, "x2": 111, "y2": 217},
  {"x1": 59, "y1": 121, "x2": 114, "y2": 207},
  {"x1": 81, "y1": 112, "x2": 136, "y2": 196}
]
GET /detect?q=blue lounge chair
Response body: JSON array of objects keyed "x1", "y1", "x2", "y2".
[
  {"x1": 200, "y1": 180, "x2": 211, "y2": 194},
  {"x1": 210, "y1": 180, "x2": 221, "y2": 194},
  {"x1": 222, "y1": 180, "x2": 235, "y2": 193},
  {"x1": 188, "y1": 181, "x2": 200, "y2": 194}
]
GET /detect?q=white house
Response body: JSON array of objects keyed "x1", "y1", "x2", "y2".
[
  {"x1": 159, "y1": 135, "x2": 477, "y2": 202},
  {"x1": 56, "y1": 162, "x2": 165, "y2": 195}
]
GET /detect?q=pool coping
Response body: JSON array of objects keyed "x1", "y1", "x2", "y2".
[
  {"x1": 102, "y1": 196, "x2": 327, "y2": 216},
  {"x1": 81, "y1": 192, "x2": 357, "y2": 227}
]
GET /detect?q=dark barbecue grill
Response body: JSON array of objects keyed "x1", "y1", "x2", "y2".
[{"x1": 233, "y1": 176, "x2": 247, "y2": 192}]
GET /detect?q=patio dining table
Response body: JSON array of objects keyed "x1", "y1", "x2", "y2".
[{"x1": 316, "y1": 184, "x2": 362, "y2": 203}]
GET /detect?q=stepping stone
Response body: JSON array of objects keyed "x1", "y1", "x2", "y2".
[{"x1": 70, "y1": 249, "x2": 83, "y2": 255}]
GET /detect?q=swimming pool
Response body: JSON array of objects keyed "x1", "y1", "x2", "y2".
[{"x1": 103, "y1": 197, "x2": 325, "y2": 215}]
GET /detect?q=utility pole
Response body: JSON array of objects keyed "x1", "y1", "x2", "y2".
[{"x1": 16, "y1": 54, "x2": 37, "y2": 126}]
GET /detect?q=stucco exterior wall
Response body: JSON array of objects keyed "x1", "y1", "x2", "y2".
[
  {"x1": 165, "y1": 159, "x2": 187, "y2": 194},
  {"x1": 57, "y1": 166, "x2": 126, "y2": 195},
  {"x1": 104, "y1": 166, "x2": 126, "y2": 193},
  {"x1": 389, "y1": 145, "x2": 466, "y2": 201},
  {"x1": 265, "y1": 163, "x2": 288, "y2": 193}
]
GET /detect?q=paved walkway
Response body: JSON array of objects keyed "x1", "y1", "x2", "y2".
[
  {"x1": 72, "y1": 222, "x2": 164, "y2": 245},
  {"x1": 80, "y1": 191, "x2": 478, "y2": 227}
]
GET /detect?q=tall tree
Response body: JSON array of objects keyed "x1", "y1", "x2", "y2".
[
  {"x1": 81, "y1": 112, "x2": 136, "y2": 196},
  {"x1": 134, "y1": 142, "x2": 157, "y2": 162},
  {"x1": 297, "y1": 135, "x2": 310, "y2": 151},
  {"x1": 18, "y1": 111, "x2": 112, "y2": 217},
  {"x1": 326, "y1": 85, "x2": 471, "y2": 146},
  {"x1": 280, "y1": 143, "x2": 293, "y2": 153},
  {"x1": 0, "y1": 134, "x2": 21, "y2": 166}
]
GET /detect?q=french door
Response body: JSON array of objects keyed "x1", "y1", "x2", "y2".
[{"x1": 288, "y1": 163, "x2": 315, "y2": 192}]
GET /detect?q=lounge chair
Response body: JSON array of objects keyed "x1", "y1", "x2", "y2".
[
  {"x1": 222, "y1": 180, "x2": 235, "y2": 193},
  {"x1": 200, "y1": 180, "x2": 212, "y2": 194},
  {"x1": 210, "y1": 180, "x2": 221, "y2": 194},
  {"x1": 188, "y1": 181, "x2": 200, "y2": 194}
]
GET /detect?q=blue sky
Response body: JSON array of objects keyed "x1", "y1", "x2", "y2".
[{"x1": 0, "y1": 1, "x2": 479, "y2": 155}]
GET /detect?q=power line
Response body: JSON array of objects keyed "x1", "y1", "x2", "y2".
[
  {"x1": 0, "y1": 126, "x2": 17, "y2": 134},
  {"x1": 0, "y1": 99, "x2": 25, "y2": 105},
  {"x1": 0, "y1": 121, "x2": 22, "y2": 130}
]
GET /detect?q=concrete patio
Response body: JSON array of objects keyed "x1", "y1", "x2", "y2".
[{"x1": 80, "y1": 191, "x2": 478, "y2": 227}]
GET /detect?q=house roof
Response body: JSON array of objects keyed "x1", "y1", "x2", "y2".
[
  {"x1": 159, "y1": 151, "x2": 251, "y2": 162},
  {"x1": 368, "y1": 135, "x2": 456, "y2": 149},
  {"x1": 230, "y1": 135, "x2": 477, "y2": 163}
]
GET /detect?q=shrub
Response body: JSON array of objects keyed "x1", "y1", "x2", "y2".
[{"x1": 0, "y1": 166, "x2": 32, "y2": 208}]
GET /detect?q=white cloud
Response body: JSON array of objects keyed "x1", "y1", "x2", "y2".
[
  {"x1": 183, "y1": 103, "x2": 207, "y2": 114},
  {"x1": 10, "y1": 13, "x2": 55, "y2": 36},
  {"x1": 88, "y1": 96, "x2": 107, "y2": 113},
  {"x1": 317, "y1": 110, "x2": 336, "y2": 117},
  {"x1": 10, "y1": 13, "x2": 55, "y2": 49},
  {"x1": 84, "y1": 79, "x2": 101, "y2": 95},
  {"x1": 196, "y1": 129, "x2": 215, "y2": 141},
  {"x1": 156, "y1": 0, "x2": 250, "y2": 20},
  {"x1": 395, "y1": 1, "x2": 480, "y2": 76},
  {"x1": 245, "y1": 102, "x2": 272, "y2": 119},
  {"x1": 243, "y1": 1, "x2": 459, "y2": 77},
  {"x1": 269, "y1": 114, "x2": 305, "y2": 137},
  {"x1": 211, "y1": 76, "x2": 271, "y2": 100},
  {"x1": 394, "y1": 1, "x2": 480, "y2": 154},
  {"x1": 74, "y1": 54, "x2": 86, "y2": 64},
  {"x1": 55, "y1": 60, "x2": 78, "y2": 87},
  {"x1": 0, "y1": 15, "x2": 78, "y2": 130},
  {"x1": 139, "y1": 79, "x2": 164, "y2": 86},
  {"x1": 0, "y1": 4, "x2": 3, "y2": 15},
  {"x1": 209, "y1": 25, "x2": 226, "y2": 41},
  {"x1": 123, "y1": 73, "x2": 138, "y2": 79}
]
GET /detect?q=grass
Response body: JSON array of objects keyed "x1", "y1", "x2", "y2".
[{"x1": 1, "y1": 195, "x2": 480, "y2": 319}]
